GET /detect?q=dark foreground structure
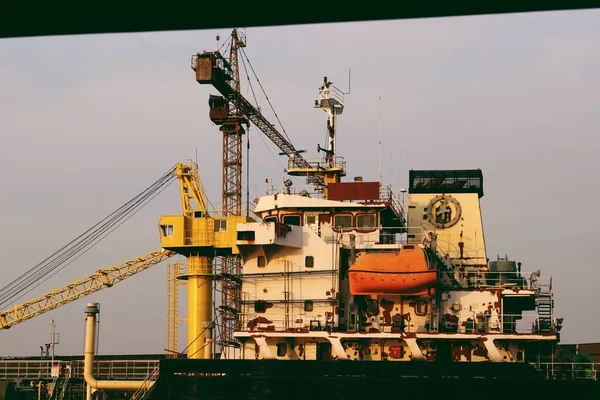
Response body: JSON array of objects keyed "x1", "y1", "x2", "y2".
[{"x1": 148, "y1": 359, "x2": 600, "y2": 400}]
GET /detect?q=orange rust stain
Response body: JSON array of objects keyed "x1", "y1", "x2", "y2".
[
  {"x1": 247, "y1": 316, "x2": 273, "y2": 331},
  {"x1": 380, "y1": 299, "x2": 394, "y2": 325}
]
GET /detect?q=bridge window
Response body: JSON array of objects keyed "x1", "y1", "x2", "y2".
[
  {"x1": 237, "y1": 231, "x2": 255, "y2": 241},
  {"x1": 414, "y1": 300, "x2": 428, "y2": 316},
  {"x1": 257, "y1": 256, "x2": 266, "y2": 267},
  {"x1": 366, "y1": 299, "x2": 379, "y2": 316},
  {"x1": 305, "y1": 256, "x2": 314, "y2": 268},
  {"x1": 304, "y1": 300, "x2": 314, "y2": 312},
  {"x1": 333, "y1": 214, "x2": 353, "y2": 229},
  {"x1": 254, "y1": 300, "x2": 267, "y2": 313},
  {"x1": 214, "y1": 220, "x2": 228, "y2": 232},
  {"x1": 160, "y1": 224, "x2": 174, "y2": 237},
  {"x1": 277, "y1": 343, "x2": 287, "y2": 357},
  {"x1": 357, "y1": 214, "x2": 376, "y2": 228},
  {"x1": 283, "y1": 215, "x2": 301, "y2": 226}
]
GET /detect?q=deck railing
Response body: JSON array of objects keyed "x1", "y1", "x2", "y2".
[{"x1": 0, "y1": 359, "x2": 159, "y2": 380}]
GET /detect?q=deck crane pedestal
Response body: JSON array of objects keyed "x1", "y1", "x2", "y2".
[{"x1": 158, "y1": 162, "x2": 252, "y2": 358}]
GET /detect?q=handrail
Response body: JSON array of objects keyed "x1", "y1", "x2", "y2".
[
  {"x1": 535, "y1": 362, "x2": 598, "y2": 380},
  {"x1": 130, "y1": 364, "x2": 160, "y2": 400},
  {"x1": 0, "y1": 359, "x2": 158, "y2": 380}
]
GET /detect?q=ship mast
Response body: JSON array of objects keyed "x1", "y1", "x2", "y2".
[{"x1": 287, "y1": 76, "x2": 348, "y2": 198}]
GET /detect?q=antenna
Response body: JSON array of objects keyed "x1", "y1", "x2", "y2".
[
  {"x1": 388, "y1": 140, "x2": 392, "y2": 185},
  {"x1": 50, "y1": 320, "x2": 56, "y2": 364},
  {"x1": 378, "y1": 96, "x2": 382, "y2": 183},
  {"x1": 342, "y1": 69, "x2": 351, "y2": 94}
]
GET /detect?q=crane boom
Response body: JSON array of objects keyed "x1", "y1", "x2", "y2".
[
  {"x1": 0, "y1": 249, "x2": 176, "y2": 330},
  {"x1": 192, "y1": 51, "x2": 312, "y2": 170}
]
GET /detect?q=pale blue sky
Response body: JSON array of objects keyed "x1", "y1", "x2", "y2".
[{"x1": 1, "y1": 10, "x2": 599, "y2": 356}]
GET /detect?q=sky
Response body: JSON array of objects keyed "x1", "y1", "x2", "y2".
[{"x1": 1, "y1": 10, "x2": 599, "y2": 356}]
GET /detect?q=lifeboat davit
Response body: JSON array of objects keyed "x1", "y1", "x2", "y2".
[{"x1": 348, "y1": 244, "x2": 437, "y2": 295}]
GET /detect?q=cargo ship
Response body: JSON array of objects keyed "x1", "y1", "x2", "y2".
[{"x1": 1, "y1": 29, "x2": 599, "y2": 400}]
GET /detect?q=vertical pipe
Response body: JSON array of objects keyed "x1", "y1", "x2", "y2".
[
  {"x1": 349, "y1": 234, "x2": 356, "y2": 266},
  {"x1": 84, "y1": 303, "x2": 150, "y2": 390},
  {"x1": 187, "y1": 255, "x2": 213, "y2": 359}
]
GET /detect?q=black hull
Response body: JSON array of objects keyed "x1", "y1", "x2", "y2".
[{"x1": 150, "y1": 359, "x2": 600, "y2": 400}]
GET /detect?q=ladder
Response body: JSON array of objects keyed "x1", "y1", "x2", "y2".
[
  {"x1": 535, "y1": 276, "x2": 553, "y2": 333},
  {"x1": 48, "y1": 376, "x2": 59, "y2": 400},
  {"x1": 57, "y1": 364, "x2": 71, "y2": 400},
  {"x1": 536, "y1": 293, "x2": 553, "y2": 333},
  {"x1": 130, "y1": 364, "x2": 160, "y2": 400}
]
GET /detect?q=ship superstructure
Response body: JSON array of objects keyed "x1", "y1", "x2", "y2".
[{"x1": 229, "y1": 77, "x2": 560, "y2": 363}]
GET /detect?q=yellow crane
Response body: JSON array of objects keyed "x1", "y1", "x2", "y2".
[
  {"x1": 0, "y1": 161, "x2": 248, "y2": 361},
  {"x1": 158, "y1": 162, "x2": 251, "y2": 359},
  {"x1": 0, "y1": 249, "x2": 175, "y2": 330}
]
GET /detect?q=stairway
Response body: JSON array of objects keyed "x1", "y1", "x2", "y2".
[
  {"x1": 425, "y1": 247, "x2": 469, "y2": 289},
  {"x1": 49, "y1": 374, "x2": 69, "y2": 400},
  {"x1": 536, "y1": 293, "x2": 553, "y2": 333},
  {"x1": 56, "y1": 367, "x2": 71, "y2": 400},
  {"x1": 130, "y1": 364, "x2": 160, "y2": 400}
]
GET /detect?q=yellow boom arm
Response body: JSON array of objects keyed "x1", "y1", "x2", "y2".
[{"x1": 0, "y1": 249, "x2": 176, "y2": 330}]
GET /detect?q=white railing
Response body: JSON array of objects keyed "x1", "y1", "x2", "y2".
[
  {"x1": 239, "y1": 311, "x2": 336, "y2": 332},
  {"x1": 439, "y1": 271, "x2": 552, "y2": 290},
  {"x1": 449, "y1": 313, "x2": 556, "y2": 335},
  {"x1": 379, "y1": 185, "x2": 406, "y2": 222},
  {"x1": 285, "y1": 156, "x2": 347, "y2": 175},
  {"x1": 333, "y1": 226, "x2": 418, "y2": 247},
  {"x1": 265, "y1": 183, "x2": 325, "y2": 198},
  {"x1": 0, "y1": 360, "x2": 159, "y2": 380},
  {"x1": 536, "y1": 362, "x2": 599, "y2": 380}
]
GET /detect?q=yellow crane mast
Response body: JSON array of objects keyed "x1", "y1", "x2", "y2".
[
  {"x1": 0, "y1": 249, "x2": 175, "y2": 330},
  {"x1": 158, "y1": 162, "x2": 252, "y2": 358}
]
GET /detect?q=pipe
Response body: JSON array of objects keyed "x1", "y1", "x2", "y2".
[{"x1": 84, "y1": 303, "x2": 155, "y2": 390}]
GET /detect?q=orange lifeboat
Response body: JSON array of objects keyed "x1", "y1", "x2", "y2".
[{"x1": 348, "y1": 244, "x2": 437, "y2": 295}]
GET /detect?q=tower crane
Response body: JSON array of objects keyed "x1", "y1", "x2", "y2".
[{"x1": 191, "y1": 28, "x2": 347, "y2": 353}]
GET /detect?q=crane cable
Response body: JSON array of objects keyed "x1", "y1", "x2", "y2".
[
  {"x1": 239, "y1": 51, "x2": 287, "y2": 173},
  {"x1": 239, "y1": 50, "x2": 306, "y2": 186},
  {"x1": 0, "y1": 165, "x2": 177, "y2": 309},
  {"x1": 0, "y1": 165, "x2": 175, "y2": 307},
  {"x1": 239, "y1": 47, "x2": 293, "y2": 145},
  {"x1": 0, "y1": 165, "x2": 176, "y2": 307}
]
